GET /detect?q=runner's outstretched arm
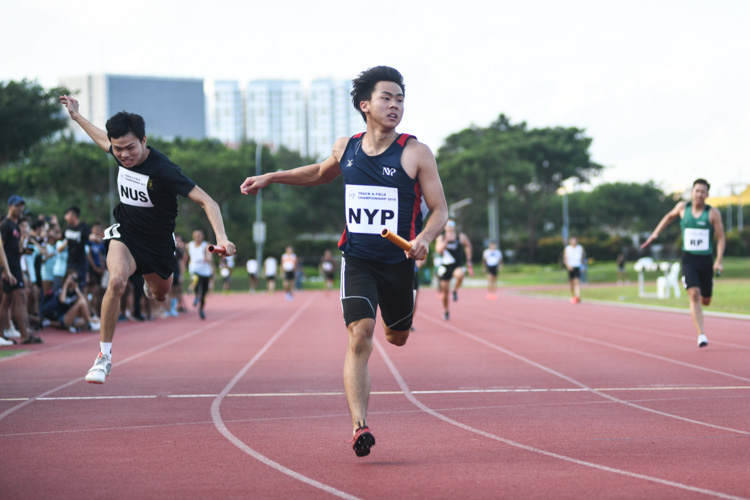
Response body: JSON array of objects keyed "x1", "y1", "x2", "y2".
[
  {"x1": 187, "y1": 186, "x2": 236, "y2": 257},
  {"x1": 60, "y1": 95, "x2": 110, "y2": 152},
  {"x1": 641, "y1": 201, "x2": 684, "y2": 249},
  {"x1": 240, "y1": 137, "x2": 347, "y2": 195}
]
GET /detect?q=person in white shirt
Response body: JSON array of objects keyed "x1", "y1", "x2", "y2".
[
  {"x1": 563, "y1": 237, "x2": 585, "y2": 304},
  {"x1": 246, "y1": 258, "x2": 259, "y2": 293},
  {"x1": 280, "y1": 246, "x2": 298, "y2": 301},
  {"x1": 263, "y1": 255, "x2": 277, "y2": 295},
  {"x1": 185, "y1": 229, "x2": 214, "y2": 319},
  {"x1": 482, "y1": 240, "x2": 503, "y2": 300}
]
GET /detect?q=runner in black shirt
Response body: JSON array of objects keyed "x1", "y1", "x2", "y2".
[{"x1": 61, "y1": 95, "x2": 236, "y2": 384}]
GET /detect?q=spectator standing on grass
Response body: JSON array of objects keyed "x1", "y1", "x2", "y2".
[
  {"x1": 482, "y1": 240, "x2": 503, "y2": 300},
  {"x1": 616, "y1": 252, "x2": 628, "y2": 285},
  {"x1": 563, "y1": 236, "x2": 585, "y2": 304}
]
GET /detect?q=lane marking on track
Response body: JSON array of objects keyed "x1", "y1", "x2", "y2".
[
  {"x1": 461, "y1": 304, "x2": 750, "y2": 384},
  {"x1": 209, "y1": 295, "x2": 361, "y2": 500},
  {"x1": 418, "y1": 313, "x2": 750, "y2": 436},
  {"x1": 0, "y1": 309, "x2": 248, "y2": 422},
  {"x1": 374, "y1": 339, "x2": 748, "y2": 500},
  {"x1": 4, "y1": 385, "x2": 749, "y2": 402}
]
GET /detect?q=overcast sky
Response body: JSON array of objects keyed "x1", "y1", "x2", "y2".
[{"x1": 2, "y1": 0, "x2": 747, "y2": 196}]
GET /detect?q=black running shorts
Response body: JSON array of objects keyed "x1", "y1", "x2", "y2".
[
  {"x1": 340, "y1": 255, "x2": 416, "y2": 331},
  {"x1": 681, "y1": 252, "x2": 714, "y2": 298},
  {"x1": 437, "y1": 263, "x2": 459, "y2": 281},
  {"x1": 103, "y1": 223, "x2": 177, "y2": 279}
]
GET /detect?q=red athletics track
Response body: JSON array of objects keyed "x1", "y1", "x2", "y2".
[{"x1": 1, "y1": 287, "x2": 749, "y2": 499}]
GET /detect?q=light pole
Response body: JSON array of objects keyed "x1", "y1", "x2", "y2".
[
  {"x1": 561, "y1": 187, "x2": 569, "y2": 244},
  {"x1": 253, "y1": 142, "x2": 266, "y2": 266},
  {"x1": 449, "y1": 198, "x2": 473, "y2": 219},
  {"x1": 487, "y1": 179, "x2": 499, "y2": 244}
]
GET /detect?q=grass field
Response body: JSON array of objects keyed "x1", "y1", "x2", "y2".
[
  {"x1": 507, "y1": 256, "x2": 750, "y2": 316},
  {"x1": 519, "y1": 279, "x2": 750, "y2": 316},
  {"x1": 213, "y1": 257, "x2": 750, "y2": 315}
]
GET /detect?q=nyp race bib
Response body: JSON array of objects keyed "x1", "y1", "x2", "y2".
[
  {"x1": 345, "y1": 184, "x2": 398, "y2": 235},
  {"x1": 683, "y1": 228, "x2": 710, "y2": 252},
  {"x1": 118, "y1": 167, "x2": 154, "y2": 207}
]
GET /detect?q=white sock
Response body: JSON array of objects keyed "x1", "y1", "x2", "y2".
[{"x1": 100, "y1": 342, "x2": 112, "y2": 358}]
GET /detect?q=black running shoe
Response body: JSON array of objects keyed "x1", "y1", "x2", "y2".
[
  {"x1": 452, "y1": 290, "x2": 458, "y2": 302},
  {"x1": 348, "y1": 426, "x2": 375, "y2": 457}
]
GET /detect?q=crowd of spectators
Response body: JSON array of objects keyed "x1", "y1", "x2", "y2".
[{"x1": 1, "y1": 195, "x2": 188, "y2": 346}]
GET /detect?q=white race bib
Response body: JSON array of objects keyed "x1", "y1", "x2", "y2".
[
  {"x1": 683, "y1": 228, "x2": 710, "y2": 252},
  {"x1": 345, "y1": 184, "x2": 398, "y2": 235},
  {"x1": 118, "y1": 167, "x2": 154, "y2": 207}
]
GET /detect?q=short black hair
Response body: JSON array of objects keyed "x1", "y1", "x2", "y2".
[
  {"x1": 65, "y1": 205, "x2": 80, "y2": 217},
  {"x1": 106, "y1": 111, "x2": 146, "y2": 141},
  {"x1": 693, "y1": 178, "x2": 710, "y2": 191},
  {"x1": 351, "y1": 66, "x2": 405, "y2": 123}
]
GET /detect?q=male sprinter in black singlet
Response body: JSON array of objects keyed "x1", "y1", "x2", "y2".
[
  {"x1": 641, "y1": 178, "x2": 725, "y2": 348},
  {"x1": 60, "y1": 95, "x2": 236, "y2": 383},
  {"x1": 435, "y1": 219, "x2": 473, "y2": 319},
  {"x1": 241, "y1": 66, "x2": 448, "y2": 457}
]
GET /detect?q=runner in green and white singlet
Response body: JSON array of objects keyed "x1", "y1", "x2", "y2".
[{"x1": 641, "y1": 179, "x2": 725, "y2": 348}]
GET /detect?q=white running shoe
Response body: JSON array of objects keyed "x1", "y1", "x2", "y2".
[
  {"x1": 0, "y1": 337, "x2": 15, "y2": 346},
  {"x1": 85, "y1": 352, "x2": 112, "y2": 384},
  {"x1": 697, "y1": 333, "x2": 708, "y2": 348},
  {"x1": 89, "y1": 321, "x2": 101, "y2": 331},
  {"x1": 4, "y1": 327, "x2": 21, "y2": 339}
]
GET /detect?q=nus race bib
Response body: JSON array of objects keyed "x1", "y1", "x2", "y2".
[
  {"x1": 345, "y1": 184, "x2": 398, "y2": 235},
  {"x1": 118, "y1": 167, "x2": 154, "y2": 207},
  {"x1": 683, "y1": 228, "x2": 710, "y2": 252}
]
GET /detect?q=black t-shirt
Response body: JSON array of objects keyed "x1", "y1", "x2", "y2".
[
  {"x1": 111, "y1": 146, "x2": 196, "y2": 243},
  {"x1": 65, "y1": 222, "x2": 90, "y2": 268},
  {"x1": 0, "y1": 218, "x2": 22, "y2": 274}
]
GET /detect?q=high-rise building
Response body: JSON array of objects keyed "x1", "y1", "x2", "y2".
[
  {"x1": 308, "y1": 78, "x2": 364, "y2": 161},
  {"x1": 58, "y1": 74, "x2": 206, "y2": 141},
  {"x1": 245, "y1": 80, "x2": 306, "y2": 156},
  {"x1": 207, "y1": 80, "x2": 243, "y2": 147}
]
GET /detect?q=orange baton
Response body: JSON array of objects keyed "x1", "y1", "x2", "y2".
[
  {"x1": 208, "y1": 244, "x2": 226, "y2": 255},
  {"x1": 381, "y1": 228, "x2": 412, "y2": 251}
]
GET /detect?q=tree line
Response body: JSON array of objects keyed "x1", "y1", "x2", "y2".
[{"x1": 2, "y1": 80, "x2": 746, "y2": 265}]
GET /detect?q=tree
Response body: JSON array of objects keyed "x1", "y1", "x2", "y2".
[
  {"x1": 437, "y1": 115, "x2": 603, "y2": 261},
  {"x1": 0, "y1": 80, "x2": 70, "y2": 166}
]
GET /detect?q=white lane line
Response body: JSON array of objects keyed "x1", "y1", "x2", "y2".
[
  {"x1": 419, "y1": 313, "x2": 750, "y2": 435},
  {"x1": 0, "y1": 309, "x2": 248, "y2": 422},
  {"x1": 209, "y1": 295, "x2": 360, "y2": 500},
  {"x1": 4, "y1": 385, "x2": 747, "y2": 402},
  {"x1": 465, "y1": 304, "x2": 750, "y2": 383},
  {"x1": 374, "y1": 339, "x2": 748, "y2": 500}
]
